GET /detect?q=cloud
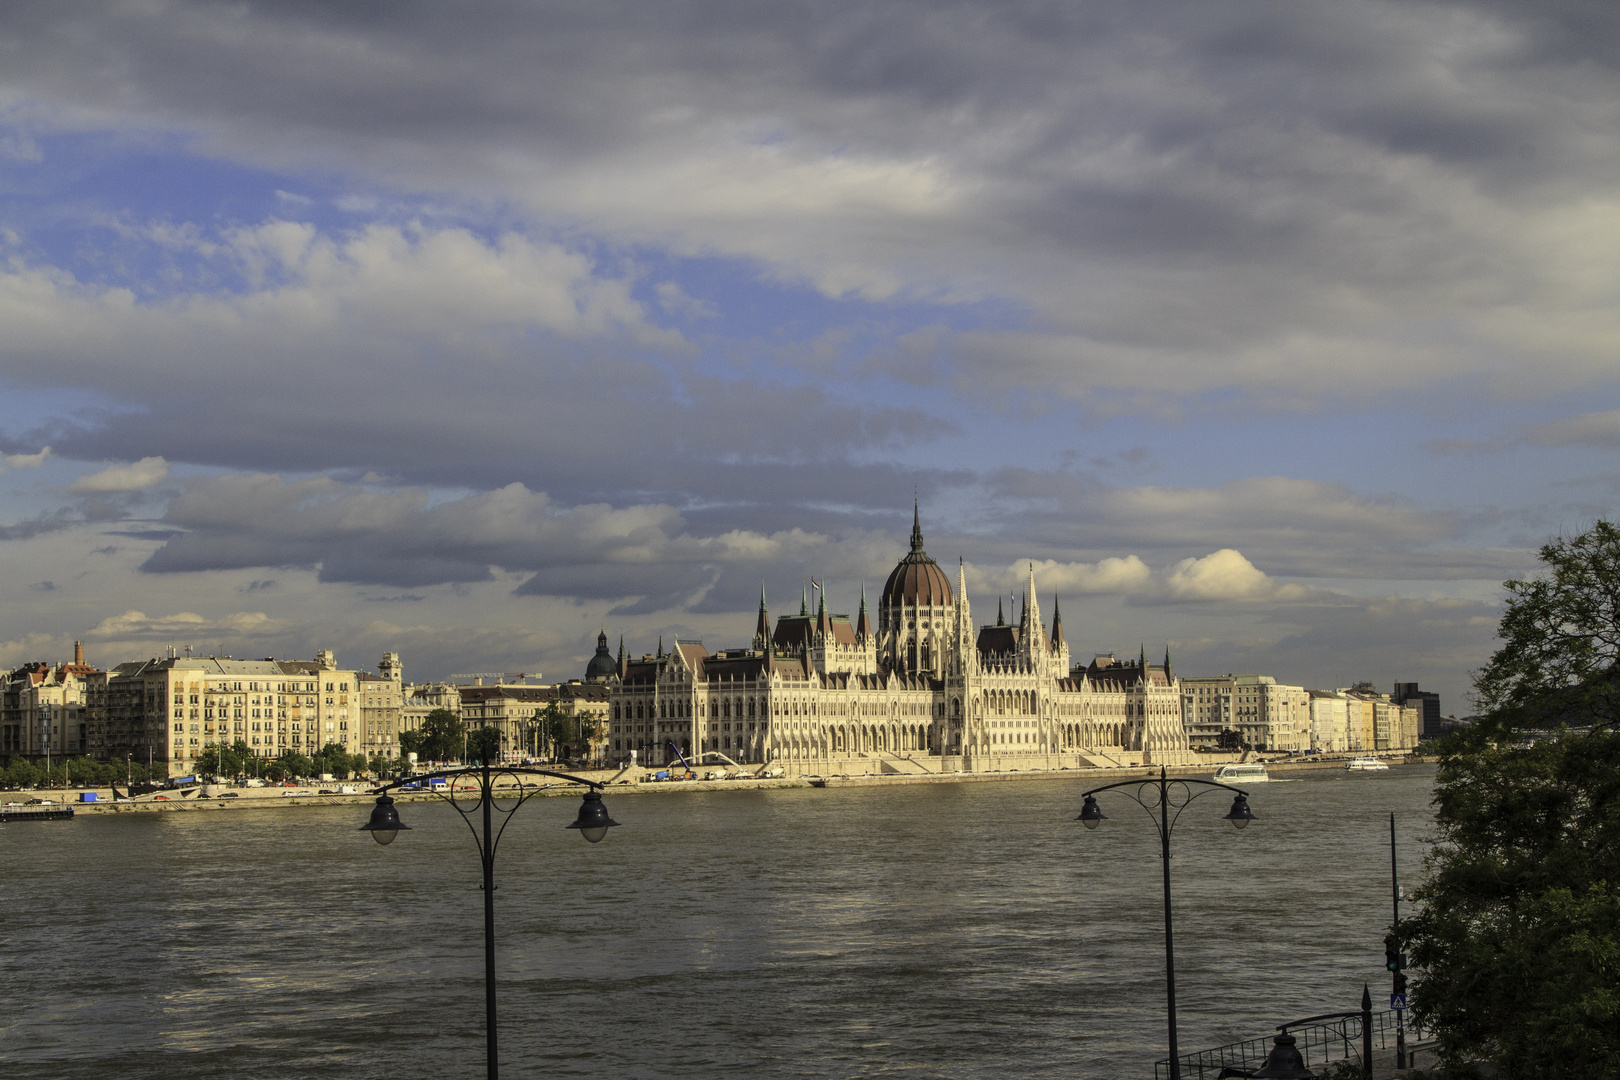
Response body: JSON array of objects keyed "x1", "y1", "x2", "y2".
[
  {"x1": 30, "y1": 580, "x2": 57, "y2": 592},
  {"x1": 2, "y1": 446, "x2": 51, "y2": 469},
  {"x1": 69, "y1": 456, "x2": 170, "y2": 493},
  {"x1": 1165, "y1": 549, "x2": 1310, "y2": 603},
  {"x1": 1527, "y1": 409, "x2": 1620, "y2": 449},
  {"x1": 85, "y1": 609, "x2": 286, "y2": 640},
  {"x1": 990, "y1": 556, "x2": 1154, "y2": 596}
]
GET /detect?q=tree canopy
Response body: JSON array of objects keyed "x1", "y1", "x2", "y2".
[
  {"x1": 1473, "y1": 519, "x2": 1620, "y2": 734},
  {"x1": 416, "y1": 708, "x2": 465, "y2": 763},
  {"x1": 1402, "y1": 520, "x2": 1620, "y2": 1078}
]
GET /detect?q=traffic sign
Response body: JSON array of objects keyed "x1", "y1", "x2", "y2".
[{"x1": 1389, "y1": 993, "x2": 1408, "y2": 1011}]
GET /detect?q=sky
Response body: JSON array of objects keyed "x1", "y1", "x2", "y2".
[{"x1": 2, "y1": 1, "x2": 1617, "y2": 713}]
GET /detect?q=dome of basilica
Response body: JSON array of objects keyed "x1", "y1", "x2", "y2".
[{"x1": 584, "y1": 628, "x2": 618, "y2": 682}]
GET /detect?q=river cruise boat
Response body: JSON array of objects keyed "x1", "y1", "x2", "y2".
[
  {"x1": 1346, "y1": 757, "x2": 1390, "y2": 771},
  {"x1": 1212, "y1": 763, "x2": 1270, "y2": 783}
]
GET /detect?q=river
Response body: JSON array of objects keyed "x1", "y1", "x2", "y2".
[{"x1": 0, "y1": 764, "x2": 1436, "y2": 1079}]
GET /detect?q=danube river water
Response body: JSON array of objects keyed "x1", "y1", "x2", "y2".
[{"x1": 0, "y1": 765, "x2": 1436, "y2": 1079}]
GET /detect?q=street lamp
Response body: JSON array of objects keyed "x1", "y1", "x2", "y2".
[
  {"x1": 360, "y1": 752, "x2": 621, "y2": 1080},
  {"x1": 1078, "y1": 766, "x2": 1256, "y2": 1080}
]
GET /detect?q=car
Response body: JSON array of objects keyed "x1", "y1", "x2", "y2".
[{"x1": 217, "y1": 791, "x2": 239, "y2": 799}]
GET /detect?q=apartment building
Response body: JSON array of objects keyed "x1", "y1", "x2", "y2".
[{"x1": 0, "y1": 642, "x2": 98, "y2": 760}]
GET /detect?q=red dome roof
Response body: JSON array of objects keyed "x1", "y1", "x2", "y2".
[{"x1": 880, "y1": 507, "x2": 954, "y2": 608}]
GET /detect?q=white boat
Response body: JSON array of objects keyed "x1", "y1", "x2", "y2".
[
  {"x1": 1346, "y1": 757, "x2": 1390, "y2": 771},
  {"x1": 1213, "y1": 763, "x2": 1270, "y2": 783}
]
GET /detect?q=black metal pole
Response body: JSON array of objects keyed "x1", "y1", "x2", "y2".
[
  {"x1": 1361, "y1": 984, "x2": 1373, "y2": 1079},
  {"x1": 482, "y1": 757, "x2": 499, "y2": 1080},
  {"x1": 1159, "y1": 767, "x2": 1181, "y2": 1080},
  {"x1": 1391, "y1": 812, "x2": 1405, "y2": 1068}
]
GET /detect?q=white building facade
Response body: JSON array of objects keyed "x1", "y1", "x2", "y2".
[{"x1": 606, "y1": 509, "x2": 1194, "y2": 776}]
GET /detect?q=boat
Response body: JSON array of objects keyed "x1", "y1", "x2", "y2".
[
  {"x1": 1346, "y1": 757, "x2": 1390, "y2": 771},
  {"x1": 1213, "y1": 763, "x2": 1270, "y2": 783}
]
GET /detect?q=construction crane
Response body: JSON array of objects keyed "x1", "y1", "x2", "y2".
[{"x1": 449, "y1": 671, "x2": 540, "y2": 685}]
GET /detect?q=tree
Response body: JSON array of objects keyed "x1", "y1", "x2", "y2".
[
  {"x1": 467, "y1": 725, "x2": 502, "y2": 764},
  {"x1": 1214, "y1": 728, "x2": 1245, "y2": 752},
  {"x1": 1401, "y1": 521, "x2": 1620, "y2": 1078},
  {"x1": 1473, "y1": 519, "x2": 1620, "y2": 734},
  {"x1": 532, "y1": 703, "x2": 573, "y2": 760},
  {"x1": 398, "y1": 728, "x2": 425, "y2": 760},
  {"x1": 417, "y1": 709, "x2": 465, "y2": 763}
]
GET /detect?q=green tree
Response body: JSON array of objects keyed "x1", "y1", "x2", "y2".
[
  {"x1": 532, "y1": 703, "x2": 574, "y2": 760},
  {"x1": 1401, "y1": 521, "x2": 1620, "y2": 1078},
  {"x1": 398, "y1": 728, "x2": 425, "y2": 760},
  {"x1": 5, "y1": 755, "x2": 39, "y2": 789},
  {"x1": 467, "y1": 725, "x2": 502, "y2": 764},
  {"x1": 1214, "y1": 728, "x2": 1245, "y2": 752},
  {"x1": 1473, "y1": 519, "x2": 1620, "y2": 735},
  {"x1": 417, "y1": 709, "x2": 465, "y2": 763}
]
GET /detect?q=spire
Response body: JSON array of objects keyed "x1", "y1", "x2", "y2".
[
  {"x1": 910, "y1": 499, "x2": 924, "y2": 553},
  {"x1": 754, "y1": 584, "x2": 770, "y2": 650},
  {"x1": 800, "y1": 585, "x2": 808, "y2": 617},
  {"x1": 1024, "y1": 561, "x2": 1043, "y2": 649},
  {"x1": 996, "y1": 596, "x2": 1004, "y2": 626},
  {"x1": 1139, "y1": 642, "x2": 1147, "y2": 683},
  {"x1": 597, "y1": 626, "x2": 607, "y2": 649},
  {"x1": 617, "y1": 634, "x2": 625, "y2": 661},
  {"x1": 857, "y1": 582, "x2": 871, "y2": 641},
  {"x1": 617, "y1": 634, "x2": 626, "y2": 678},
  {"x1": 1164, "y1": 645, "x2": 1172, "y2": 680},
  {"x1": 1051, "y1": 596, "x2": 1065, "y2": 648},
  {"x1": 816, "y1": 583, "x2": 831, "y2": 635},
  {"x1": 657, "y1": 635, "x2": 665, "y2": 659}
]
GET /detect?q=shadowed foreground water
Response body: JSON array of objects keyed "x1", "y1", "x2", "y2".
[{"x1": 0, "y1": 765, "x2": 1435, "y2": 1079}]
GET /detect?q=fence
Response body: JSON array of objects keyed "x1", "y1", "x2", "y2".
[{"x1": 1155, "y1": 1008, "x2": 1416, "y2": 1080}]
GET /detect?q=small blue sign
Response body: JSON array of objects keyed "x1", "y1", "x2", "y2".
[{"x1": 1389, "y1": 993, "x2": 1408, "y2": 1011}]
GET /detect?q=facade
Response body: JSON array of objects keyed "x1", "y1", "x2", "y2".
[
  {"x1": 455, "y1": 680, "x2": 611, "y2": 762},
  {"x1": 78, "y1": 649, "x2": 399, "y2": 775},
  {"x1": 401, "y1": 680, "x2": 462, "y2": 738},
  {"x1": 1179, "y1": 674, "x2": 1308, "y2": 752},
  {"x1": 358, "y1": 653, "x2": 404, "y2": 761},
  {"x1": 1340, "y1": 685, "x2": 1420, "y2": 752},
  {"x1": 1, "y1": 642, "x2": 98, "y2": 760},
  {"x1": 604, "y1": 508, "x2": 1194, "y2": 776},
  {"x1": 1307, "y1": 691, "x2": 1351, "y2": 753},
  {"x1": 1391, "y1": 683, "x2": 1443, "y2": 741},
  {"x1": 1181, "y1": 676, "x2": 1235, "y2": 749}
]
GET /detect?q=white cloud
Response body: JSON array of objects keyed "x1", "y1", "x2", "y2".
[
  {"x1": 993, "y1": 556, "x2": 1154, "y2": 596},
  {"x1": 69, "y1": 456, "x2": 170, "y2": 493},
  {"x1": 85, "y1": 609, "x2": 286, "y2": 639},
  {"x1": 1, "y1": 446, "x2": 51, "y2": 469},
  {"x1": 1527, "y1": 409, "x2": 1620, "y2": 449},
  {"x1": 1165, "y1": 549, "x2": 1311, "y2": 602}
]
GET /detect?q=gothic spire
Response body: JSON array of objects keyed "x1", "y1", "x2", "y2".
[
  {"x1": 1164, "y1": 645, "x2": 1172, "y2": 680},
  {"x1": 996, "y1": 596, "x2": 1004, "y2": 626},
  {"x1": 754, "y1": 584, "x2": 770, "y2": 650},
  {"x1": 657, "y1": 635, "x2": 665, "y2": 659},
  {"x1": 856, "y1": 581, "x2": 871, "y2": 641},
  {"x1": 910, "y1": 498, "x2": 924, "y2": 553},
  {"x1": 1051, "y1": 596, "x2": 1065, "y2": 648},
  {"x1": 800, "y1": 585, "x2": 808, "y2": 617}
]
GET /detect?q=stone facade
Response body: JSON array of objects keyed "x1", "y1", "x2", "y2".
[{"x1": 605, "y1": 509, "x2": 1194, "y2": 776}]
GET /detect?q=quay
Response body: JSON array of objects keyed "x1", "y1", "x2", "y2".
[{"x1": 9, "y1": 751, "x2": 1421, "y2": 816}]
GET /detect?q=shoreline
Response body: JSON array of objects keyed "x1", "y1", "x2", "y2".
[{"x1": 8, "y1": 752, "x2": 1427, "y2": 815}]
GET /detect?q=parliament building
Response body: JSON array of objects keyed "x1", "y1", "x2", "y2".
[{"x1": 601, "y1": 507, "x2": 1194, "y2": 776}]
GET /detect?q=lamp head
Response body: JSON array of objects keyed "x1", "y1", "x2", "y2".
[
  {"x1": 1225, "y1": 792, "x2": 1255, "y2": 830},
  {"x1": 566, "y1": 789, "x2": 621, "y2": 843},
  {"x1": 359, "y1": 793, "x2": 410, "y2": 846},
  {"x1": 1251, "y1": 1033, "x2": 1316, "y2": 1079},
  {"x1": 1076, "y1": 794, "x2": 1107, "y2": 830}
]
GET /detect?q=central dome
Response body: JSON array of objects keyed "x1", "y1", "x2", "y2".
[{"x1": 880, "y1": 505, "x2": 953, "y2": 608}]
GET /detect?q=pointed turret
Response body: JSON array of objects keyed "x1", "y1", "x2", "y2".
[
  {"x1": 910, "y1": 498, "x2": 924, "y2": 553},
  {"x1": 1139, "y1": 643, "x2": 1147, "y2": 683},
  {"x1": 856, "y1": 582, "x2": 871, "y2": 641},
  {"x1": 996, "y1": 596, "x2": 1005, "y2": 626},
  {"x1": 1024, "y1": 561, "x2": 1043, "y2": 653},
  {"x1": 617, "y1": 634, "x2": 627, "y2": 678},
  {"x1": 657, "y1": 635, "x2": 665, "y2": 659},
  {"x1": 800, "y1": 586, "x2": 809, "y2": 617},
  {"x1": 816, "y1": 583, "x2": 831, "y2": 636},
  {"x1": 1164, "y1": 645, "x2": 1172, "y2": 681},
  {"x1": 1051, "y1": 596, "x2": 1065, "y2": 649},
  {"x1": 754, "y1": 584, "x2": 770, "y2": 650}
]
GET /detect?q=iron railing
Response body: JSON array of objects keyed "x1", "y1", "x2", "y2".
[{"x1": 1155, "y1": 1009, "x2": 1417, "y2": 1080}]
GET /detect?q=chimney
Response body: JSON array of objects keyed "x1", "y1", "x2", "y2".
[{"x1": 74, "y1": 640, "x2": 83, "y2": 666}]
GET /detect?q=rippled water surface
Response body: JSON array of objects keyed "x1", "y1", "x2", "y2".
[{"x1": 0, "y1": 765, "x2": 1435, "y2": 1079}]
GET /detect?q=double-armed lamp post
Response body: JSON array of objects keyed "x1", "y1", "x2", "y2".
[
  {"x1": 360, "y1": 751, "x2": 621, "y2": 1080},
  {"x1": 1078, "y1": 766, "x2": 1256, "y2": 1080}
]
